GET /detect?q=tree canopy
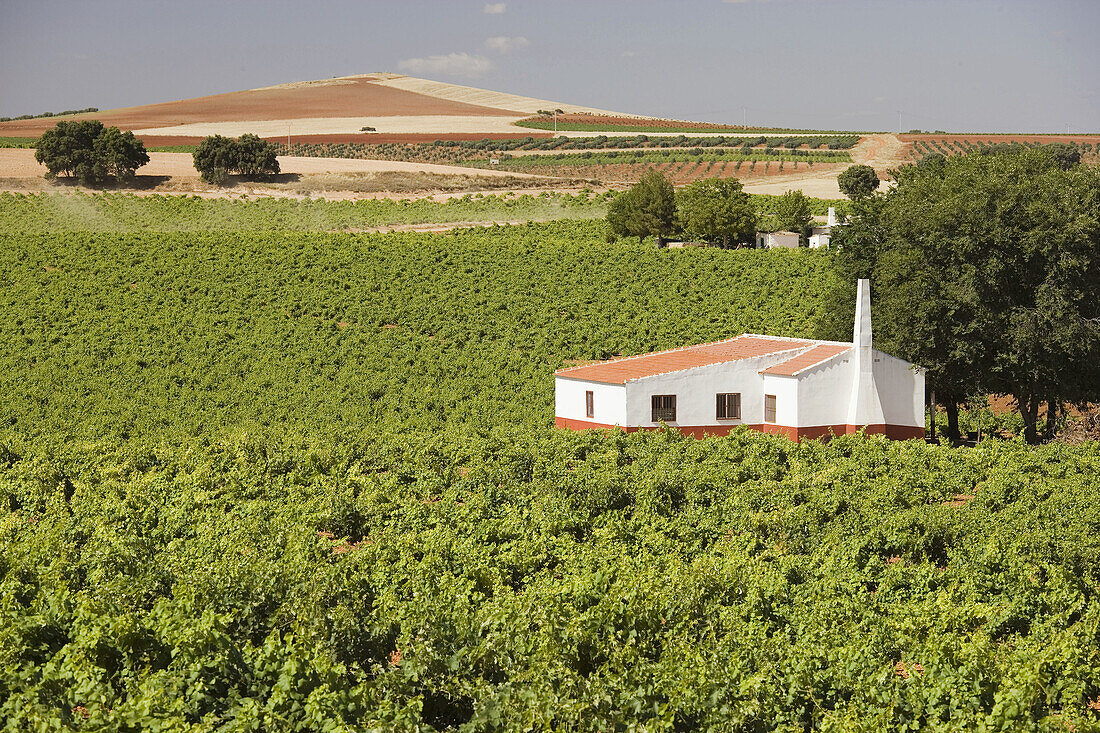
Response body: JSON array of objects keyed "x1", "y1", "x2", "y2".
[
  {"x1": 838, "y1": 164, "x2": 880, "y2": 200},
  {"x1": 820, "y1": 146, "x2": 1100, "y2": 443},
  {"x1": 34, "y1": 120, "x2": 148, "y2": 185},
  {"x1": 676, "y1": 177, "x2": 756, "y2": 247},
  {"x1": 193, "y1": 134, "x2": 281, "y2": 184},
  {"x1": 772, "y1": 189, "x2": 813, "y2": 242},
  {"x1": 606, "y1": 169, "x2": 678, "y2": 246}
]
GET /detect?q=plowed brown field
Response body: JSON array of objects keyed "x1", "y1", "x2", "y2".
[
  {"x1": 129, "y1": 132, "x2": 555, "y2": 147},
  {"x1": 0, "y1": 76, "x2": 522, "y2": 138}
]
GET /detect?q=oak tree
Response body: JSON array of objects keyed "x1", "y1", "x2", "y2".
[
  {"x1": 838, "y1": 164, "x2": 880, "y2": 200},
  {"x1": 676, "y1": 177, "x2": 756, "y2": 248},
  {"x1": 821, "y1": 146, "x2": 1100, "y2": 443}
]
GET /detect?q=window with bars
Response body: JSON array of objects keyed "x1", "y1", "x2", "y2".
[
  {"x1": 651, "y1": 395, "x2": 676, "y2": 422},
  {"x1": 585, "y1": 390, "x2": 594, "y2": 418},
  {"x1": 764, "y1": 394, "x2": 777, "y2": 423},
  {"x1": 716, "y1": 393, "x2": 741, "y2": 420}
]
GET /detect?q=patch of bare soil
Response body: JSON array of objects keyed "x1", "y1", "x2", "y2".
[
  {"x1": 0, "y1": 149, "x2": 557, "y2": 180},
  {"x1": 0, "y1": 75, "x2": 521, "y2": 138},
  {"x1": 1, "y1": 148, "x2": 597, "y2": 200},
  {"x1": 1058, "y1": 406, "x2": 1100, "y2": 444},
  {"x1": 256, "y1": 171, "x2": 591, "y2": 197},
  {"x1": 849, "y1": 134, "x2": 908, "y2": 175}
]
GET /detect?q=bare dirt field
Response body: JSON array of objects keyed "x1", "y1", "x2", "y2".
[
  {"x1": 0, "y1": 75, "x2": 523, "y2": 139},
  {"x1": 0, "y1": 148, "x2": 549, "y2": 180},
  {"x1": 371, "y1": 76, "x2": 626, "y2": 117},
  {"x1": 0, "y1": 148, "x2": 588, "y2": 200},
  {"x1": 0, "y1": 74, "x2": 630, "y2": 142},
  {"x1": 130, "y1": 115, "x2": 535, "y2": 138},
  {"x1": 0, "y1": 134, "x2": 905, "y2": 201}
]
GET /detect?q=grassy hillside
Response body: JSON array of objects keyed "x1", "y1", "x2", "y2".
[
  {"x1": 0, "y1": 191, "x2": 608, "y2": 233},
  {"x1": 1, "y1": 193, "x2": 1098, "y2": 731},
  {"x1": 0, "y1": 220, "x2": 830, "y2": 442}
]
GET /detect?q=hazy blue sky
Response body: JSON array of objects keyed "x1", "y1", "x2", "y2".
[{"x1": 2, "y1": 0, "x2": 1097, "y2": 133}]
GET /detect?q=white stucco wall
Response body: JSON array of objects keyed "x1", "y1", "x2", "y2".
[
  {"x1": 768, "y1": 232, "x2": 800, "y2": 249},
  {"x1": 788, "y1": 355, "x2": 853, "y2": 427},
  {"x1": 872, "y1": 351, "x2": 925, "y2": 428},
  {"x1": 554, "y1": 377, "x2": 626, "y2": 425},
  {"x1": 760, "y1": 374, "x2": 801, "y2": 426},
  {"x1": 622, "y1": 351, "x2": 803, "y2": 427},
  {"x1": 556, "y1": 347, "x2": 924, "y2": 432}
]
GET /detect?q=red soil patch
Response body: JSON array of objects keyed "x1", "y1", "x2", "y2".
[
  {"x1": 275, "y1": 132, "x2": 553, "y2": 144},
  {"x1": 942, "y1": 494, "x2": 976, "y2": 509},
  {"x1": 0, "y1": 76, "x2": 521, "y2": 138}
]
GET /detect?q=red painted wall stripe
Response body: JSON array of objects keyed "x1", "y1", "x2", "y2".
[{"x1": 554, "y1": 417, "x2": 924, "y2": 442}]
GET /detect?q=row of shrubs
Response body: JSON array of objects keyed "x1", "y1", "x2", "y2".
[
  {"x1": 428, "y1": 134, "x2": 861, "y2": 152},
  {"x1": 0, "y1": 107, "x2": 98, "y2": 122}
]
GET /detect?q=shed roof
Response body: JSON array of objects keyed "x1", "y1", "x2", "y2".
[
  {"x1": 554, "y1": 335, "x2": 815, "y2": 384},
  {"x1": 760, "y1": 343, "x2": 851, "y2": 376}
]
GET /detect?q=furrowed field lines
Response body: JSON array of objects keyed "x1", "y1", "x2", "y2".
[
  {"x1": 466, "y1": 148, "x2": 851, "y2": 171},
  {"x1": 277, "y1": 135, "x2": 860, "y2": 166}
]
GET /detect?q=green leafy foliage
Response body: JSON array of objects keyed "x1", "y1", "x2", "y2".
[
  {"x1": 193, "y1": 134, "x2": 280, "y2": 184},
  {"x1": 676, "y1": 177, "x2": 756, "y2": 247},
  {"x1": 34, "y1": 120, "x2": 148, "y2": 185},
  {"x1": 2, "y1": 193, "x2": 1098, "y2": 730},
  {"x1": 0, "y1": 106, "x2": 98, "y2": 122},
  {"x1": 1, "y1": 430, "x2": 1098, "y2": 730},
  {"x1": 0, "y1": 214, "x2": 828, "y2": 442},
  {"x1": 0, "y1": 137, "x2": 37, "y2": 149},
  {"x1": 822, "y1": 147, "x2": 1100, "y2": 443},
  {"x1": 837, "y1": 164, "x2": 880, "y2": 200},
  {"x1": 606, "y1": 169, "x2": 678, "y2": 245},
  {"x1": 769, "y1": 189, "x2": 814, "y2": 242},
  {"x1": 0, "y1": 191, "x2": 609, "y2": 233}
]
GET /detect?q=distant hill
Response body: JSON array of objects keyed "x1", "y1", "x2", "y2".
[{"x1": 0, "y1": 73, "x2": 643, "y2": 143}]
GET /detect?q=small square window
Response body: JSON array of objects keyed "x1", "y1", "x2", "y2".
[
  {"x1": 651, "y1": 394, "x2": 676, "y2": 423},
  {"x1": 764, "y1": 394, "x2": 777, "y2": 423},
  {"x1": 716, "y1": 393, "x2": 741, "y2": 420},
  {"x1": 585, "y1": 390, "x2": 594, "y2": 419}
]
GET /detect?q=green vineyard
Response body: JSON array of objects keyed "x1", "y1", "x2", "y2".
[{"x1": 1, "y1": 194, "x2": 1098, "y2": 731}]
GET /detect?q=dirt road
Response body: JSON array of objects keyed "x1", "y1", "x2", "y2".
[{"x1": 741, "y1": 134, "x2": 904, "y2": 197}]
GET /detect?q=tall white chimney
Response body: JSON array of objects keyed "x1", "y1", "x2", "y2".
[
  {"x1": 827, "y1": 206, "x2": 837, "y2": 227},
  {"x1": 846, "y1": 279, "x2": 885, "y2": 428}
]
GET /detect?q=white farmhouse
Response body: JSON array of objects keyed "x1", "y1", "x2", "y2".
[
  {"x1": 809, "y1": 206, "x2": 840, "y2": 249},
  {"x1": 554, "y1": 280, "x2": 925, "y2": 442},
  {"x1": 755, "y1": 231, "x2": 800, "y2": 249}
]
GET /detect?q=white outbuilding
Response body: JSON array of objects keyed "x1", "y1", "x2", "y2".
[
  {"x1": 809, "y1": 206, "x2": 840, "y2": 248},
  {"x1": 554, "y1": 280, "x2": 925, "y2": 442},
  {"x1": 755, "y1": 231, "x2": 801, "y2": 249}
]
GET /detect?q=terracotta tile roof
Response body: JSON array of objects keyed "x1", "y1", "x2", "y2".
[
  {"x1": 760, "y1": 343, "x2": 851, "y2": 376},
  {"x1": 554, "y1": 335, "x2": 814, "y2": 384}
]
